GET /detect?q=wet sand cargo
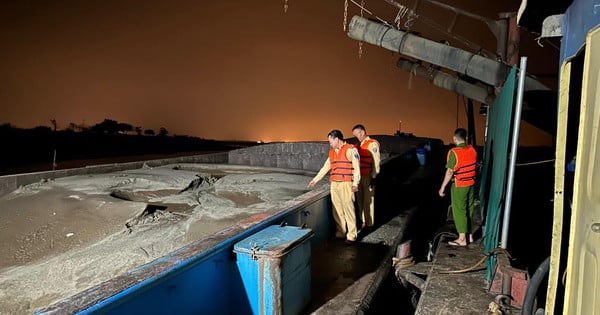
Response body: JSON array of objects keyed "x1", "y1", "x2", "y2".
[{"x1": 0, "y1": 137, "x2": 432, "y2": 314}]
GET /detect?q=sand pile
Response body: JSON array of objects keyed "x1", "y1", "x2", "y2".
[{"x1": 0, "y1": 163, "x2": 314, "y2": 314}]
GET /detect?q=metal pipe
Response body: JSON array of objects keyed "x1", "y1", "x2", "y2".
[
  {"x1": 397, "y1": 59, "x2": 496, "y2": 105},
  {"x1": 347, "y1": 16, "x2": 549, "y2": 91},
  {"x1": 500, "y1": 56, "x2": 527, "y2": 249},
  {"x1": 348, "y1": 16, "x2": 506, "y2": 86}
]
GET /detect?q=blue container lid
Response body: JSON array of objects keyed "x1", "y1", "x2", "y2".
[{"x1": 234, "y1": 225, "x2": 314, "y2": 258}]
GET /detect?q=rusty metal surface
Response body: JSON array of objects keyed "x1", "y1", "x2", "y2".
[{"x1": 489, "y1": 253, "x2": 529, "y2": 308}]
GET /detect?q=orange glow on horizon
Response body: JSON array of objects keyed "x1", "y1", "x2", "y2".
[{"x1": 0, "y1": 0, "x2": 555, "y2": 147}]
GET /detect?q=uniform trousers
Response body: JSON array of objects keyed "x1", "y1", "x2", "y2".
[
  {"x1": 357, "y1": 176, "x2": 375, "y2": 227},
  {"x1": 450, "y1": 183, "x2": 475, "y2": 233},
  {"x1": 330, "y1": 181, "x2": 358, "y2": 241}
]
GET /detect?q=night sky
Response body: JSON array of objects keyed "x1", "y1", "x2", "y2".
[{"x1": 0, "y1": 0, "x2": 557, "y2": 145}]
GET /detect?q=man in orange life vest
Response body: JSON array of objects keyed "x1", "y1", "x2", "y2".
[
  {"x1": 438, "y1": 128, "x2": 477, "y2": 246},
  {"x1": 308, "y1": 129, "x2": 361, "y2": 244},
  {"x1": 352, "y1": 124, "x2": 381, "y2": 230}
]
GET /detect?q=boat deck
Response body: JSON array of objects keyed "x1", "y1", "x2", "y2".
[
  {"x1": 4, "y1": 136, "x2": 500, "y2": 315},
  {"x1": 305, "y1": 142, "x2": 449, "y2": 314}
]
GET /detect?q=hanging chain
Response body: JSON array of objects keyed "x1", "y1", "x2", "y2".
[
  {"x1": 358, "y1": 0, "x2": 365, "y2": 58},
  {"x1": 343, "y1": 0, "x2": 348, "y2": 31},
  {"x1": 358, "y1": 41, "x2": 364, "y2": 58},
  {"x1": 284, "y1": 0, "x2": 288, "y2": 13}
]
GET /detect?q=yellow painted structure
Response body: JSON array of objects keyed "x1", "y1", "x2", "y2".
[{"x1": 548, "y1": 25, "x2": 600, "y2": 314}]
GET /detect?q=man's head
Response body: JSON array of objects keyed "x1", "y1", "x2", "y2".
[
  {"x1": 328, "y1": 129, "x2": 344, "y2": 149},
  {"x1": 352, "y1": 124, "x2": 367, "y2": 142},
  {"x1": 453, "y1": 128, "x2": 467, "y2": 144}
]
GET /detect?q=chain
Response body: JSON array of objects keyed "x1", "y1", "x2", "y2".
[
  {"x1": 343, "y1": 0, "x2": 348, "y2": 31},
  {"x1": 358, "y1": 0, "x2": 365, "y2": 58},
  {"x1": 360, "y1": 0, "x2": 365, "y2": 18},
  {"x1": 284, "y1": 0, "x2": 288, "y2": 13},
  {"x1": 358, "y1": 42, "x2": 363, "y2": 58}
]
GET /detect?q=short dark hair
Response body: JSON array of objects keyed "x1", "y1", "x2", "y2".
[
  {"x1": 352, "y1": 124, "x2": 366, "y2": 132},
  {"x1": 454, "y1": 128, "x2": 467, "y2": 141},
  {"x1": 328, "y1": 129, "x2": 344, "y2": 140}
]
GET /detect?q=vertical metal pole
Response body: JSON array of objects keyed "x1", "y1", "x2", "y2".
[{"x1": 500, "y1": 56, "x2": 527, "y2": 249}]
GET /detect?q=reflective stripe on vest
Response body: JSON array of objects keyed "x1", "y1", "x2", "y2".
[
  {"x1": 448, "y1": 145, "x2": 477, "y2": 187},
  {"x1": 329, "y1": 144, "x2": 354, "y2": 182},
  {"x1": 355, "y1": 138, "x2": 379, "y2": 176}
]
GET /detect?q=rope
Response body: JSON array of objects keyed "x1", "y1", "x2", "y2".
[
  {"x1": 436, "y1": 247, "x2": 512, "y2": 274},
  {"x1": 348, "y1": 0, "x2": 392, "y2": 25},
  {"x1": 392, "y1": 255, "x2": 415, "y2": 269},
  {"x1": 515, "y1": 159, "x2": 555, "y2": 166},
  {"x1": 463, "y1": 52, "x2": 478, "y2": 79},
  {"x1": 396, "y1": 31, "x2": 409, "y2": 53},
  {"x1": 350, "y1": 0, "x2": 372, "y2": 15},
  {"x1": 456, "y1": 94, "x2": 460, "y2": 128},
  {"x1": 343, "y1": 0, "x2": 348, "y2": 31}
]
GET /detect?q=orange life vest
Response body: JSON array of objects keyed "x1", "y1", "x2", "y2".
[
  {"x1": 355, "y1": 138, "x2": 379, "y2": 176},
  {"x1": 448, "y1": 145, "x2": 477, "y2": 187},
  {"x1": 329, "y1": 144, "x2": 354, "y2": 182}
]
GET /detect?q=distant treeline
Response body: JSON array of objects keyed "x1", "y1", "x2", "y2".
[
  {"x1": 47, "y1": 118, "x2": 170, "y2": 136},
  {"x1": 0, "y1": 120, "x2": 257, "y2": 174}
]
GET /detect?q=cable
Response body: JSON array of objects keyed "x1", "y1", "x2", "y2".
[
  {"x1": 427, "y1": 230, "x2": 458, "y2": 262},
  {"x1": 431, "y1": 231, "x2": 458, "y2": 249},
  {"x1": 348, "y1": 0, "x2": 390, "y2": 25},
  {"x1": 522, "y1": 256, "x2": 550, "y2": 315},
  {"x1": 436, "y1": 247, "x2": 512, "y2": 274},
  {"x1": 515, "y1": 159, "x2": 555, "y2": 166},
  {"x1": 456, "y1": 94, "x2": 460, "y2": 128},
  {"x1": 437, "y1": 254, "x2": 487, "y2": 274}
]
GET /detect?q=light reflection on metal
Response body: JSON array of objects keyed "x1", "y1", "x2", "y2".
[{"x1": 500, "y1": 56, "x2": 528, "y2": 249}]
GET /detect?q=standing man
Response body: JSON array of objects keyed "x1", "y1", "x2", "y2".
[
  {"x1": 308, "y1": 130, "x2": 361, "y2": 244},
  {"x1": 438, "y1": 128, "x2": 477, "y2": 246},
  {"x1": 352, "y1": 124, "x2": 381, "y2": 230}
]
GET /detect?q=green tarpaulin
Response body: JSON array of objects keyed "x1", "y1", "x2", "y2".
[{"x1": 480, "y1": 66, "x2": 517, "y2": 281}]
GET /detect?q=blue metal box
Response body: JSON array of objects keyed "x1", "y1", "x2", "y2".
[{"x1": 234, "y1": 224, "x2": 314, "y2": 315}]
